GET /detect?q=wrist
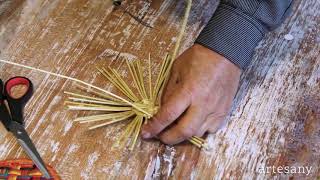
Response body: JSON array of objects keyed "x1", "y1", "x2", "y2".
[{"x1": 192, "y1": 43, "x2": 242, "y2": 76}]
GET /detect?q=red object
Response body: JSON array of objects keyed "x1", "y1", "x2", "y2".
[
  {"x1": 0, "y1": 159, "x2": 60, "y2": 180},
  {"x1": 5, "y1": 77, "x2": 30, "y2": 98}
]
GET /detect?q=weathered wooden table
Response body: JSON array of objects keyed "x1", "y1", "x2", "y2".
[{"x1": 0, "y1": 0, "x2": 319, "y2": 179}]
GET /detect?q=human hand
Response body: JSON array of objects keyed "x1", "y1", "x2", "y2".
[{"x1": 141, "y1": 44, "x2": 241, "y2": 145}]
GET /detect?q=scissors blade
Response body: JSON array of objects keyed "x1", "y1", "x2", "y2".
[
  {"x1": 0, "y1": 100, "x2": 12, "y2": 131},
  {"x1": 9, "y1": 121, "x2": 52, "y2": 179}
]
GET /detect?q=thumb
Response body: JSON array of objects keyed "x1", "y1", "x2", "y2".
[{"x1": 142, "y1": 87, "x2": 191, "y2": 139}]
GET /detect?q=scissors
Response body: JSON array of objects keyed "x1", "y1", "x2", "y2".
[{"x1": 0, "y1": 76, "x2": 51, "y2": 179}]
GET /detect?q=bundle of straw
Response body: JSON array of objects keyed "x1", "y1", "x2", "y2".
[
  {"x1": 65, "y1": 0, "x2": 208, "y2": 150},
  {"x1": 65, "y1": 55, "x2": 207, "y2": 150}
]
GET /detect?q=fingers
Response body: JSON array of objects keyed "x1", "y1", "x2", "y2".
[
  {"x1": 141, "y1": 87, "x2": 191, "y2": 139},
  {"x1": 158, "y1": 107, "x2": 204, "y2": 145},
  {"x1": 196, "y1": 122, "x2": 209, "y2": 137},
  {"x1": 158, "y1": 112, "x2": 227, "y2": 145}
]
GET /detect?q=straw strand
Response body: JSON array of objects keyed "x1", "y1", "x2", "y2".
[{"x1": 0, "y1": 59, "x2": 151, "y2": 116}]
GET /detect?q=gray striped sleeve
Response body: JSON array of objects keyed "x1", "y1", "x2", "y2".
[{"x1": 196, "y1": 0, "x2": 293, "y2": 70}]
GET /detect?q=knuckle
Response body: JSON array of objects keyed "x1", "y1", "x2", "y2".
[
  {"x1": 151, "y1": 116, "x2": 166, "y2": 129},
  {"x1": 159, "y1": 136, "x2": 173, "y2": 145},
  {"x1": 181, "y1": 86, "x2": 195, "y2": 100},
  {"x1": 198, "y1": 80, "x2": 210, "y2": 92},
  {"x1": 196, "y1": 131, "x2": 206, "y2": 137},
  {"x1": 152, "y1": 116, "x2": 170, "y2": 130},
  {"x1": 178, "y1": 126, "x2": 196, "y2": 138},
  {"x1": 207, "y1": 127, "x2": 218, "y2": 134},
  {"x1": 161, "y1": 107, "x2": 178, "y2": 122},
  {"x1": 183, "y1": 87, "x2": 193, "y2": 97}
]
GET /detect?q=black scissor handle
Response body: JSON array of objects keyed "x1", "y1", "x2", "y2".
[
  {"x1": 0, "y1": 79, "x2": 12, "y2": 130},
  {"x1": 4, "y1": 77, "x2": 33, "y2": 124},
  {"x1": 0, "y1": 79, "x2": 3, "y2": 100}
]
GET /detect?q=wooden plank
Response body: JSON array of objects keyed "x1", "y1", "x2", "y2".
[{"x1": 0, "y1": 0, "x2": 319, "y2": 179}]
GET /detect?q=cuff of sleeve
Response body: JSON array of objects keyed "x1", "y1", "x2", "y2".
[{"x1": 195, "y1": 4, "x2": 266, "y2": 70}]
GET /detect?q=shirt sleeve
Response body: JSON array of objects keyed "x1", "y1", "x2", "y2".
[{"x1": 195, "y1": 0, "x2": 294, "y2": 70}]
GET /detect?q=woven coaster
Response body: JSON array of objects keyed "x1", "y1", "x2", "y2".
[{"x1": 0, "y1": 159, "x2": 60, "y2": 180}]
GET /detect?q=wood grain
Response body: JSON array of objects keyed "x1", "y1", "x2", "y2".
[{"x1": 0, "y1": 0, "x2": 319, "y2": 179}]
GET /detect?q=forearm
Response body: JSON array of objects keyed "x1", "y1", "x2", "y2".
[{"x1": 196, "y1": 0, "x2": 294, "y2": 70}]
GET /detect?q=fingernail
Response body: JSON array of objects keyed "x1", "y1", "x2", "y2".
[{"x1": 141, "y1": 131, "x2": 151, "y2": 139}]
